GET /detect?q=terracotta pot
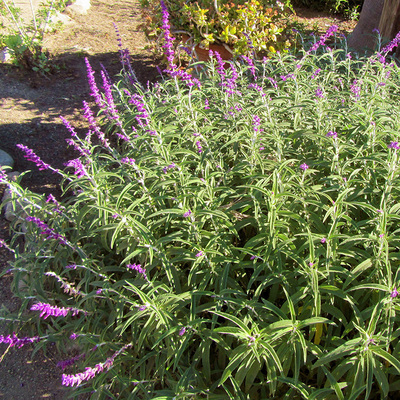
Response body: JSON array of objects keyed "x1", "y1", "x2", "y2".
[{"x1": 180, "y1": 34, "x2": 234, "y2": 62}]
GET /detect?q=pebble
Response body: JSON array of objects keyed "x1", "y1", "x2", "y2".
[
  {"x1": 0, "y1": 149, "x2": 13, "y2": 168},
  {"x1": 65, "y1": 0, "x2": 91, "y2": 15},
  {"x1": 0, "y1": 48, "x2": 11, "y2": 63}
]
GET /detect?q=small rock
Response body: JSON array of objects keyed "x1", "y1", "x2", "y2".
[
  {"x1": 65, "y1": 0, "x2": 91, "y2": 15},
  {"x1": 45, "y1": 11, "x2": 72, "y2": 32},
  {"x1": 0, "y1": 149, "x2": 14, "y2": 168},
  {"x1": 0, "y1": 47, "x2": 11, "y2": 63}
]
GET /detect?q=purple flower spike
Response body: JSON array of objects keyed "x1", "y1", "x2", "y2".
[
  {"x1": 127, "y1": 263, "x2": 148, "y2": 280},
  {"x1": 121, "y1": 157, "x2": 136, "y2": 166},
  {"x1": 160, "y1": 0, "x2": 177, "y2": 71},
  {"x1": 62, "y1": 344, "x2": 131, "y2": 387},
  {"x1": 85, "y1": 58, "x2": 104, "y2": 109},
  {"x1": 196, "y1": 140, "x2": 203, "y2": 153},
  {"x1": 16, "y1": 144, "x2": 52, "y2": 171},
  {"x1": 0, "y1": 333, "x2": 41, "y2": 348},
  {"x1": 311, "y1": 68, "x2": 321, "y2": 80},
  {"x1": 26, "y1": 216, "x2": 69, "y2": 245},
  {"x1": 326, "y1": 131, "x2": 338, "y2": 138},
  {"x1": 30, "y1": 302, "x2": 86, "y2": 319},
  {"x1": 179, "y1": 327, "x2": 186, "y2": 336},
  {"x1": 391, "y1": 287, "x2": 398, "y2": 298},
  {"x1": 307, "y1": 25, "x2": 338, "y2": 54},
  {"x1": 57, "y1": 353, "x2": 86, "y2": 370},
  {"x1": 300, "y1": 163, "x2": 309, "y2": 171},
  {"x1": 65, "y1": 159, "x2": 88, "y2": 178},
  {"x1": 183, "y1": 210, "x2": 192, "y2": 218},
  {"x1": 388, "y1": 141, "x2": 400, "y2": 150},
  {"x1": 315, "y1": 87, "x2": 324, "y2": 98}
]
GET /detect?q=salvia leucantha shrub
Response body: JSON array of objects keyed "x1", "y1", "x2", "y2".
[{"x1": 2, "y1": 4, "x2": 400, "y2": 399}]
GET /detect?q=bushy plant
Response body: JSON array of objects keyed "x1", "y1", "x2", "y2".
[
  {"x1": 0, "y1": 0, "x2": 67, "y2": 73},
  {"x1": 140, "y1": 0, "x2": 294, "y2": 57},
  {"x1": 2, "y1": 5, "x2": 400, "y2": 399}
]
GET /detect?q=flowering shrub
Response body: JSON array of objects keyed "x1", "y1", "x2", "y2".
[{"x1": 3, "y1": 5, "x2": 400, "y2": 399}]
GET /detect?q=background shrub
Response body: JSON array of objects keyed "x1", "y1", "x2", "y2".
[
  {"x1": 139, "y1": 0, "x2": 294, "y2": 57},
  {"x1": 291, "y1": 0, "x2": 364, "y2": 16}
]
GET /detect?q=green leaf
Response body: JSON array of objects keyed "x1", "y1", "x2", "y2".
[
  {"x1": 371, "y1": 346, "x2": 400, "y2": 374},
  {"x1": 313, "y1": 338, "x2": 362, "y2": 369},
  {"x1": 211, "y1": 310, "x2": 251, "y2": 335}
]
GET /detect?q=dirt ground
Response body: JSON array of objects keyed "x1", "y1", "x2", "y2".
[{"x1": 0, "y1": 2, "x2": 356, "y2": 399}]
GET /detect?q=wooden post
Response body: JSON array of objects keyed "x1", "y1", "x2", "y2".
[
  {"x1": 347, "y1": 0, "x2": 384, "y2": 52},
  {"x1": 378, "y1": 0, "x2": 400, "y2": 40}
]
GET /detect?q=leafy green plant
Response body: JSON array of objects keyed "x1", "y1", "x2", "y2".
[
  {"x1": 2, "y1": 4, "x2": 400, "y2": 399},
  {"x1": 140, "y1": 0, "x2": 294, "y2": 57},
  {"x1": 0, "y1": 0, "x2": 67, "y2": 73}
]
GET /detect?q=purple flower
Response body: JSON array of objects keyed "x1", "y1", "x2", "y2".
[
  {"x1": 163, "y1": 162, "x2": 176, "y2": 174},
  {"x1": 179, "y1": 327, "x2": 186, "y2": 336},
  {"x1": 315, "y1": 87, "x2": 324, "y2": 98},
  {"x1": 204, "y1": 99, "x2": 210, "y2": 109},
  {"x1": 350, "y1": 79, "x2": 361, "y2": 99},
  {"x1": 70, "y1": 333, "x2": 78, "y2": 340},
  {"x1": 388, "y1": 142, "x2": 400, "y2": 150},
  {"x1": 160, "y1": 0, "x2": 177, "y2": 71},
  {"x1": 46, "y1": 272, "x2": 81, "y2": 296},
  {"x1": 0, "y1": 333, "x2": 41, "y2": 348},
  {"x1": 60, "y1": 116, "x2": 78, "y2": 137},
  {"x1": 16, "y1": 144, "x2": 51, "y2": 171},
  {"x1": 82, "y1": 101, "x2": 110, "y2": 148},
  {"x1": 241, "y1": 55, "x2": 256, "y2": 80},
  {"x1": 85, "y1": 58, "x2": 104, "y2": 109},
  {"x1": 391, "y1": 287, "x2": 398, "y2": 298},
  {"x1": 62, "y1": 344, "x2": 131, "y2": 387},
  {"x1": 380, "y1": 30, "x2": 400, "y2": 56},
  {"x1": 195, "y1": 251, "x2": 203, "y2": 257},
  {"x1": 30, "y1": 302, "x2": 86, "y2": 319},
  {"x1": 253, "y1": 115, "x2": 261, "y2": 132},
  {"x1": 248, "y1": 83, "x2": 265, "y2": 96},
  {"x1": 65, "y1": 138, "x2": 91, "y2": 158},
  {"x1": 267, "y1": 77, "x2": 278, "y2": 90},
  {"x1": 121, "y1": 157, "x2": 136, "y2": 166},
  {"x1": 113, "y1": 23, "x2": 138, "y2": 85},
  {"x1": 26, "y1": 216, "x2": 69, "y2": 245},
  {"x1": 307, "y1": 25, "x2": 338, "y2": 53},
  {"x1": 300, "y1": 163, "x2": 309, "y2": 171},
  {"x1": 326, "y1": 131, "x2": 338, "y2": 138},
  {"x1": 311, "y1": 68, "x2": 321, "y2": 80},
  {"x1": 183, "y1": 210, "x2": 192, "y2": 218},
  {"x1": 125, "y1": 91, "x2": 150, "y2": 127},
  {"x1": 65, "y1": 159, "x2": 88, "y2": 178},
  {"x1": 281, "y1": 74, "x2": 294, "y2": 82},
  {"x1": 214, "y1": 51, "x2": 226, "y2": 78},
  {"x1": 57, "y1": 353, "x2": 86, "y2": 370},
  {"x1": 196, "y1": 141, "x2": 203, "y2": 153},
  {"x1": 321, "y1": 237, "x2": 326, "y2": 244},
  {"x1": 127, "y1": 263, "x2": 148, "y2": 280},
  {"x1": 46, "y1": 194, "x2": 62, "y2": 214}
]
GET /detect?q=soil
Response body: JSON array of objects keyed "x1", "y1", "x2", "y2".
[{"x1": 0, "y1": 2, "x2": 357, "y2": 399}]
